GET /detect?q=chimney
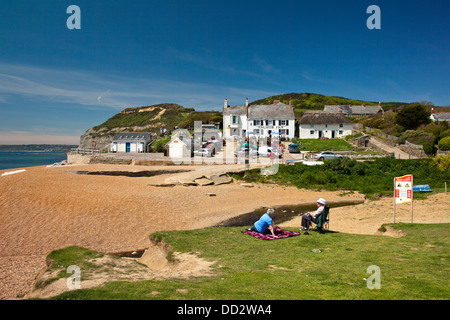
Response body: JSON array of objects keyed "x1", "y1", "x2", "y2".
[
  {"x1": 245, "y1": 98, "x2": 248, "y2": 117},
  {"x1": 273, "y1": 100, "x2": 280, "y2": 105},
  {"x1": 289, "y1": 97, "x2": 292, "y2": 107},
  {"x1": 224, "y1": 98, "x2": 228, "y2": 109},
  {"x1": 431, "y1": 107, "x2": 435, "y2": 114}
]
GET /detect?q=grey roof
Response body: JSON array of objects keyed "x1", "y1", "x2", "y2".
[
  {"x1": 324, "y1": 105, "x2": 352, "y2": 116},
  {"x1": 350, "y1": 105, "x2": 384, "y2": 115},
  {"x1": 247, "y1": 103, "x2": 295, "y2": 120},
  {"x1": 432, "y1": 113, "x2": 450, "y2": 121},
  {"x1": 298, "y1": 111, "x2": 354, "y2": 125},
  {"x1": 223, "y1": 105, "x2": 247, "y2": 115},
  {"x1": 112, "y1": 132, "x2": 153, "y2": 142}
]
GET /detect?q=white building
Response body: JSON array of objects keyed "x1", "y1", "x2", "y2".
[
  {"x1": 223, "y1": 98, "x2": 296, "y2": 140},
  {"x1": 110, "y1": 132, "x2": 153, "y2": 153},
  {"x1": 298, "y1": 111, "x2": 354, "y2": 139},
  {"x1": 430, "y1": 109, "x2": 450, "y2": 122}
]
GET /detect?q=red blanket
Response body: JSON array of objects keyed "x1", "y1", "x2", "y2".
[{"x1": 242, "y1": 226, "x2": 300, "y2": 240}]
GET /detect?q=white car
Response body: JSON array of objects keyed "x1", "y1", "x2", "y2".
[
  {"x1": 257, "y1": 146, "x2": 282, "y2": 158},
  {"x1": 193, "y1": 148, "x2": 212, "y2": 157}
]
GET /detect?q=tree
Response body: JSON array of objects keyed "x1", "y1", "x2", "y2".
[{"x1": 395, "y1": 103, "x2": 431, "y2": 130}]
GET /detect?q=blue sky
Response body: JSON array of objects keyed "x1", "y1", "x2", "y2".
[{"x1": 0, "y1": 0, "x2": 449, "y2": 144}]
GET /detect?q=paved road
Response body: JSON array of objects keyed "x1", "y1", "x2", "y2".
[{"x1": 369, "y1": 136, "x2": 415, "y2": 159}]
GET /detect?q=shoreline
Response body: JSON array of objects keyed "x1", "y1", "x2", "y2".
[{"x1": 0, "y1": 163, "x2": 448, "y2": 299}]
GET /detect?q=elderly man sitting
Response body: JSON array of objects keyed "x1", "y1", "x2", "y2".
[{"x1": 300, "y1": 198, "x2": 326, "y2": 231}]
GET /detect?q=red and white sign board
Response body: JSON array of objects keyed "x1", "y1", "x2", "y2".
[{"x1": 394, "y1": 174, "x2": 413, "y2": 204}]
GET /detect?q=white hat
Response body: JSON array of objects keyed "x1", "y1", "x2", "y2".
[
  {"x1": 267, "y1": 208, "x2": 275, "y2": 215},
  {"x1": 317, "y1": 198, "x2": 326, "y2": 205}
]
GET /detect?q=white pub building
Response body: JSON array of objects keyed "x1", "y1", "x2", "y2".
[{"x1": 223, "y1": 98, "x2": 295, "y2": 140}]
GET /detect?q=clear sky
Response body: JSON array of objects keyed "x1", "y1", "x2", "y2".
[{"x1": 0, "y1": 0, "x2": 449, "y2": 144}]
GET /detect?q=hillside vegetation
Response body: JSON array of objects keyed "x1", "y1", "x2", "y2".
[
  {"x1": 250, "y1": 92, "x2": 405, "y2": 118},
  {"x1": 93, "y1": 104, "x2": 221, "y2": 132},
  {"x1": 233, "y1": 157, "x2": 450, "y2": 199}
]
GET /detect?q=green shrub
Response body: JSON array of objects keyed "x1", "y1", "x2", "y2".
[
  {"x1": 438, "y1": 137, "x2": 450, "y2": 151},
  {"x1": 432, "y1": 154, "x2": 450, "y2": 172}
]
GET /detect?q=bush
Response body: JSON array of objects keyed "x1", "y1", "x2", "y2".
[
  {"x1": 438, "y1": 137, "x2": 450, "y2": 151},
  {"x1": 432, "y1": 154, "x2": 450, "y2": 172}
]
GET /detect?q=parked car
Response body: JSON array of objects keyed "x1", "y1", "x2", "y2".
[
  {"x1": 257, "y1": 146, "x2": 283, "y2": 158},
  {"x1": 194, "y1": 148, "x2": 212, "y2": 157},
  {"x1": 288, "y1": 143, "x2": 300, "y2": 153},
  {"x1": 313, "y1": 151, "x2": 344, "y2": 160},
  {"x1": 234, "y1": 147, "x2": 257, "y2": 158}
]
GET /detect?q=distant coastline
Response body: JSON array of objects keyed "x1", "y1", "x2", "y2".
[{"x1": 0, "y1": 144, "x2": 77, "y2": 153}]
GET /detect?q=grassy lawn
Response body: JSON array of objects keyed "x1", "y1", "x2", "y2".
[
  {"x1": 36, "y1": 223, "x2": 449, "y2": 300},
  {"x1": 293, "y1": 138, "x2": 354, "y2": 151}
]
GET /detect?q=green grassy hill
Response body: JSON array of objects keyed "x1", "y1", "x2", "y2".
[
  {"x1": 251, "y1": 92, "x2": 406, "y2": 118},
  {"x1": 93, "y1": 103, "x2": 221, "y2": 132}
]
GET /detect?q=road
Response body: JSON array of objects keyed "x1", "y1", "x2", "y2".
[{"x1": 369, "y1": 136, "x2": 415, "y2": 159}]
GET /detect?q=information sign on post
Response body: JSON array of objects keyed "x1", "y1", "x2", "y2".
[{"x1": 394, "y1": 174, "x2": 413, "y2": 223}]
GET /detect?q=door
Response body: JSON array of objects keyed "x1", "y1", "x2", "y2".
[{"x1": 126, "y1": 142, "x2": 131, "y2": 153}]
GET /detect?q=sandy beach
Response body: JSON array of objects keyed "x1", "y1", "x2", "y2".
[{"x1": 0, "y1": 163, "x2": 449, "y2": 299}]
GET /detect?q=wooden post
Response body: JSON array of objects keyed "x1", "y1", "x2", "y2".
[
  {"x1": 411, "y1": 175, "x2": 414, "y2": 223},
  {"x1": 393, "y1": 178, "x2": 396, "y2": 224}
]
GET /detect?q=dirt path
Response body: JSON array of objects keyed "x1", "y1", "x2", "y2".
[{"x1": 0, "y1": 163, "x2": 448, "y2": 299}]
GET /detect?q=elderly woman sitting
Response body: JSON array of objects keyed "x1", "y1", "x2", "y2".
[
  {"x1": 246, "y1": 208, "x2": 276, "y2": 237},
  {"x1": 300, "y1": 198, "x2": 326, "y2": 231}
]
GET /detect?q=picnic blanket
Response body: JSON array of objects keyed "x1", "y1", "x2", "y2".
[{"x1": 242, "y1": 226, "x2": 300, "y2": 240}]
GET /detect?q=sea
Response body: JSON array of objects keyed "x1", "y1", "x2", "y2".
[{"x1": 0, "y1": 152, "x2": 68, "y2": 171}]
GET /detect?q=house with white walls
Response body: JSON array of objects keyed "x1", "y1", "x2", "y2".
[
  {"x1": 223, "y1": 98, "x2": 296, "y2": 140},
  {"x1": 298, "y1": 111, "x2": 354, "y2": 139},
  {"x1": 110, "y1": 132, "x2": 153, "y2": 153}
]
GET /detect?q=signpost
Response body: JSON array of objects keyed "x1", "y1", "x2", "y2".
[{"x1": 394, "y1": 174, "x2": 414, "y2": 223}]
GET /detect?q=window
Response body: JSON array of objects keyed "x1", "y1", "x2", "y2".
[
  {"x1": 254, "y1": 120, "x2": 261, "y2": 126},
  {"x1": 310, "y1": 130, "x2": 315, "y2": 135},
  {"x1": 254, "y1": 129, "x2": 260, "y2": 135},
  {"x1": 232, "y1": 116, "x2": 239, "y2": 124},
  {"x1": 339, "y1": 130, "x2": 343, "y2": 135},
  {"x1": 267, "y1": 120, "x2": 273, "y2": 126},
  {"x1": 279, "y1": 120, "x2": 286, "y2": 126},
  {"x1": 339, "y1": 124, "x2": 344, "y2": 128}
]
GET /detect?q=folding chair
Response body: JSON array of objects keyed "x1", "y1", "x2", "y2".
[{"x1": 311, "y1": 205, "x2": 330, "y2": 232}]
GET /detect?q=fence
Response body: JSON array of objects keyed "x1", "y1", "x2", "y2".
[{"x1": 70, "y1": 148, "x2": 101, "y2": 155}]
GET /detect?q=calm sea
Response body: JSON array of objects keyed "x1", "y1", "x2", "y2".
[{"x1": 0, "y1": 152, "x2": 68, "y2": 171}]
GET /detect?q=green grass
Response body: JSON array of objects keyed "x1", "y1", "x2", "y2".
[
  {"x1": 36, "y1": 223, "x2": 450, "y2": 300},
  {"x1": 293, "y1": 138, "x2": 354, "y2": 151}
]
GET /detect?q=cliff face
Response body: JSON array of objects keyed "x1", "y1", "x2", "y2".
[{"x1": 78, "y1": 103, "x2": 222, "y2": 150}]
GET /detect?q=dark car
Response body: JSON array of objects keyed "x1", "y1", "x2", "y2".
[{"x1": 288, "y1": 143, "x2": 300, "y2": 153}]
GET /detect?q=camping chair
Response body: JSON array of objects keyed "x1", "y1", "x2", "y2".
[{"x1": 311, "y1": 205, "x2": 330, "y2": 232}]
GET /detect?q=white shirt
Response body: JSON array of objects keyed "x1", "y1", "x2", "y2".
[{"x1": 311, "y1": 205, "x2": 325, "y2": 218}]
